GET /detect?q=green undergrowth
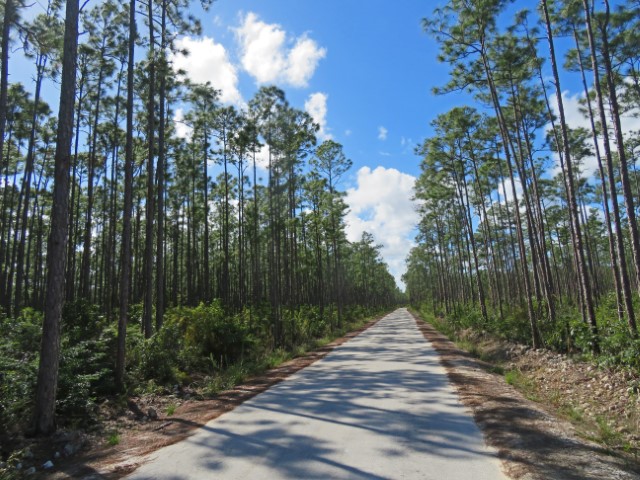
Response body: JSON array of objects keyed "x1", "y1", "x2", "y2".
[
  {"x1": 504, "y1": 369, "x2": 541, "y2": 402},
  {"x1": 412, "y1": 296, "x2": 640, "y2": 370},
  {"x1": 190, "y1": 311, "x2": 376, "y2": 397},
  {"x1": 0, "y1": 300, "x2": 387, "y2": 449}
]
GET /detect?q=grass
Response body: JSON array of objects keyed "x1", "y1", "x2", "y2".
[
  {"x1": 504, "y1": 369, "x2": 519, "y2": 386},
  {"x1": 166, "y1": 404, "x2": 176, "y2": 416},
  {"x1": 559, "y1": 405, "x2": 584, "y2": 422},
  {"x1": 454, "y1": 339, "x2": 481, "y2": 357},
  {"x1": 107, "y1": 432, "x2": 120, "y2": 446},
  {"x1": 595, "y1": 415, "x2": 622, "y2": 446},
  {"x1": 504, "y1": 369, "x2": 540, "y2": 402}
]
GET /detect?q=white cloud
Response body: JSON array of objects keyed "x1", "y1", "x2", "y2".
[
  {"x1": 235, "y1": 12, "x2": 326, "y2": 88},
  {"x1": 305, "y1": 92, "x2": 331, "y2": 141},
  {"x1": 400, "y1": 136, "x2": 415, "y2": 154},
  {"x1": 495, "y1": 175, "x2": 523, "y2": 206},
  {"x1": 549, "y1": 90, "x2": 640, "y2": 179},
  {"x1": 170, "y1": 36, "x2": 242, "y2": 105},
  {"x1": 378, "y1": 126, "x2": 388, "y2": 141},
  {"x1": 345, "y1": 129, "x2": 352, "y2": 137},
  {"x1": 254, "y1": 143, "x2": 271, "y2": 170},
  {"x1": 286, "y1": 36, "x2": 326, "y2": 87},
  {"x1": 173, "y1": 108, "x2": 193, "y2": 140},
  {"x1": 345, "y1": 166, "x2": 419, "y2": 288}
]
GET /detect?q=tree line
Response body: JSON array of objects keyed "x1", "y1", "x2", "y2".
[
  {"x1": 0, "y1": 0, "x2": 402, "y2": 435},
  {"x1": 404, "y1": 0, "x2": 640, "y2": 360}
]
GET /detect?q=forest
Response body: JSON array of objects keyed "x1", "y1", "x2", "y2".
[
  {"x1": 0, "y1": 0, "x2": 403, "y2": 440},
  {"x1": 405, "y1": 0, "x2": 640, "y2": 367}
]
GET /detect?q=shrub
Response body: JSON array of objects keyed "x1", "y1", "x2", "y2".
[
  {"x1": 176, "y1": 302, "x2": 254, "y2": 367},
  {"x1": 56, "y1": 301, "x2": 116, "y2": 424},
  {"x1": 131, "y1": 319, "x2": 182, "y2": 383},
  {"x1": 0, "y1": 309, "x2": 42, "y2": 432}
]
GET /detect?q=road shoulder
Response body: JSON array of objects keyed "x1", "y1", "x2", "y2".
[
  {"x1": 411, "y1": 311, "x2": 640, "y2": 480},
  {"x1": 45, "y1": 316, "x2": 383, "y2": 479}
]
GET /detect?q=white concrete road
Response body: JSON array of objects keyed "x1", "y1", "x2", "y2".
[{"x1": 127, "y1": 308, "x2": 506, "y2": 479}]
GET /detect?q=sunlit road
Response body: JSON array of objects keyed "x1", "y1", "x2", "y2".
[{"x1": 127, "y1": 308, "x2": 506, "y2": 479}]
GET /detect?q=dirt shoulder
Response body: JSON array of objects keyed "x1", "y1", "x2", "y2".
[
  {"x1": 411, "y1": 311, "x2": 640, "y2": 480},
  {"x1": 41, "y1": 316, "x2": 382, "y2": 479}
]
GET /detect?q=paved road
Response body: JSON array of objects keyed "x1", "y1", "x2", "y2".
[{"x1": 128, "y1": 308, "x2": 506, "y2": 479}]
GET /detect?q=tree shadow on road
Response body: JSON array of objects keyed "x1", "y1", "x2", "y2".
[{"x1": 129, "y1": 311, "x2": 503, "y2": 479}]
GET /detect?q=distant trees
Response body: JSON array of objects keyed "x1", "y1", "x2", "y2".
[{"x1": 408, "y1": 0, "x2": 640, "y2": 357}]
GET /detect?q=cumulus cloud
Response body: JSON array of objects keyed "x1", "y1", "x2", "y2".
[
  {"x1": 344, "y1": 166, "x2": 419, "y2": 288},
  {"x1": 170, "y1": 36, "x2": 242, "y2": 105},
  {"x1": 305, "y1": 92, "x2": 331, "y2": 141},
  {"x1": 378, "y1": 126, "x2": 388, "y2": 141},
  {"x1": 173, "y1": 108, "x2": 193, "y2": 140},
  {"x1": 496, "y1": 176, "x2": 523, "y2": 206},
  {"x1": 255, "y1": 144, "x2": 271, "y2": 170},
  {"x1": 235, "y1": 12, "x2": 326, "y2": 87}
]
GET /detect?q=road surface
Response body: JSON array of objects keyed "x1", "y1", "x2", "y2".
[{"x1": 127, "y1": 308, "x2": 506, "y2": 479}]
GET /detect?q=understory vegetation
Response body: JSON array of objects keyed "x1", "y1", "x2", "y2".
[
  {"x1": 0, "y1": 300, "x2": 387, "y2": 443},
  {"x1": 413, "y1": 299, "x2": 640, "y2": 370}
]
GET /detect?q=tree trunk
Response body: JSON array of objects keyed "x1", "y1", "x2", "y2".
[
  {"x1": 155, "y1": 1, "x2": 167, "y2": 331},
  {"x1": 582, "y1": 0, "x2": 637, "y2": 336},
  {"x1": 142, "y1": 0, "x2": 156, "y2": 338},
  {"x1": 542, "y1": 0, "x2": 599, "y2": 351},
  {"x1": 33, "y1": 0, "x2": 79, "y2": 435},
  {"x1": 116, "y1": 0, "x2": 136, "y2": 391},
  {"x1": 14, "y1": 57, "x2": 47, "y2": 314},
  {"x1": 597, "y1": 0, "x2": 639, "y2": 335}
]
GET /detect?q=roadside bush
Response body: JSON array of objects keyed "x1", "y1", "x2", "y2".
[
  {"x1": 57, "y1": 300, "x2": 116, "y2": 424},
  {"x1": 130, "y1": 302, "x2": 257, "y2": 384},
  {"x1": 176, "y1": 301, "x2": 254, "y2": 367},
  {"x1": 282, "y1": 306, "x2": 327, "y2": 348},
  {"x1": 130, "y1": 319, "x2": 182, "y2": 383},
  {"x1": 595, "y1": 296, "x2": 640, "y2": 369},
  {"x1": 0, "y1": 301, "x2": 117, "y2": 431},
  {"x1": 417, "y1": 297, "x2": 640, "y2": 371},
  {"x1": 0, "y1": 309, "x2": 40, "y2": 434}
]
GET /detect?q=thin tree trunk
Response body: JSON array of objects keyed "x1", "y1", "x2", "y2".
[
  {"x1": 0, "y1": 0, "x2": 13, "y2": 308},
  {"x1": 582, "y1": 0, "x2": 637, "y2": 335},
  {"x1": 14, "y1": 57, "x2": 47, "y2": 313},
  {"x1": 597, "y1": 0, "x2": 639, "y2": 335},
  {"x1": 142, "y1": 0, "x2": 156, "y2": 338},
  {"x1": 155, "y1": 2, "x2": 167, "y2": 331},
  {"x1": 542, "y1": 0, "x2": 599, "y2": 351},
  {"x1": 115, "y1": 0, "x2": 136, "y2": 390}
]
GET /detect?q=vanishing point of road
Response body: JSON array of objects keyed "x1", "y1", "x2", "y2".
[{"x1": 127, "y1": 308, "x2": 506, "y2": 479}]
